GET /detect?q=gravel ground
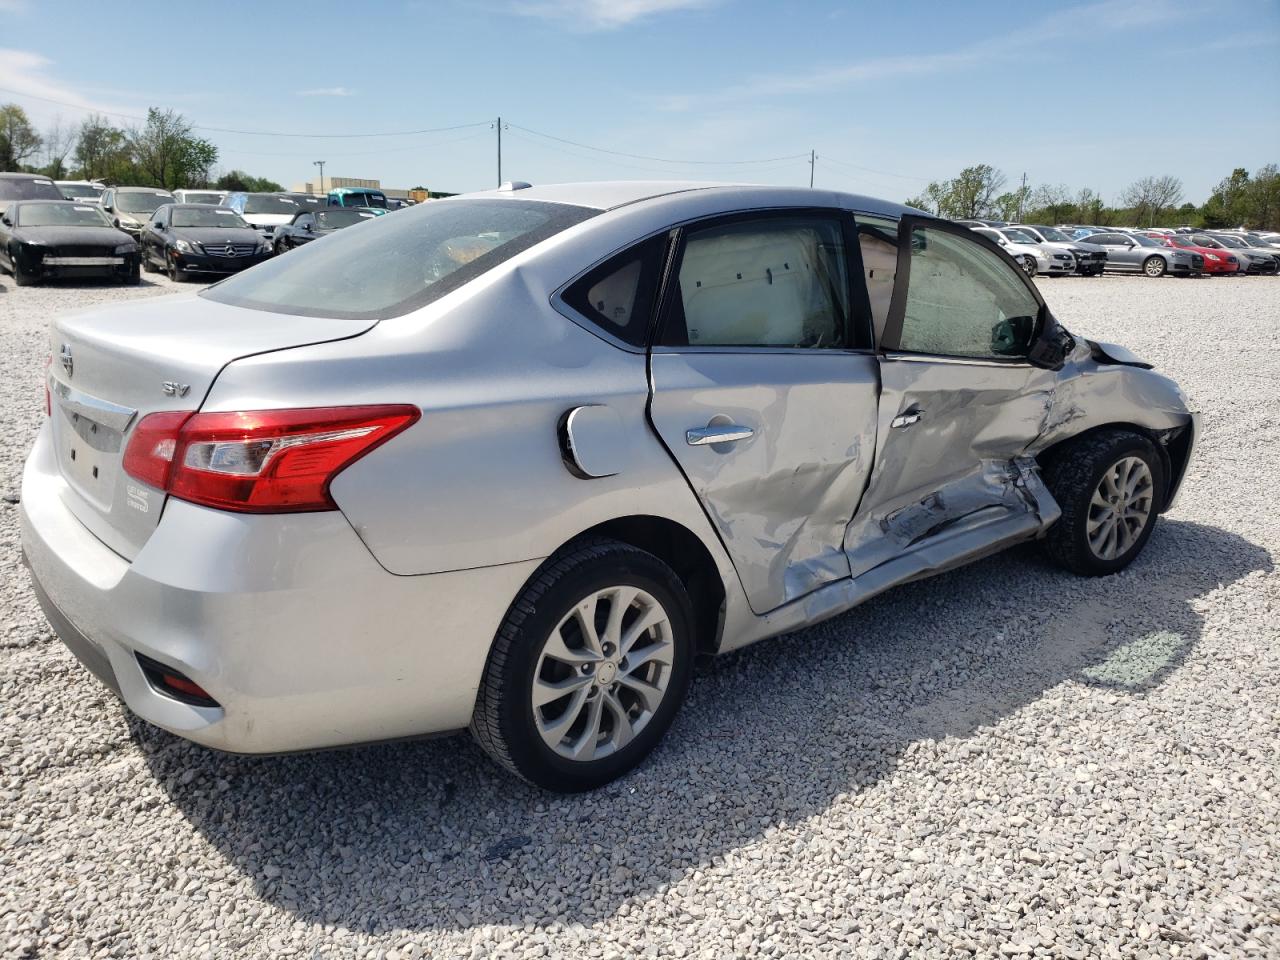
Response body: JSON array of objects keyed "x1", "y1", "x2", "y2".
[{"x1": 1, "y1": 272, "x2": 1277, "y2": 960}]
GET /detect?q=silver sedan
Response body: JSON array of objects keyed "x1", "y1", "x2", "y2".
[{"x1": 22, "y1": 182, "x2": 1199, "y2": 791}]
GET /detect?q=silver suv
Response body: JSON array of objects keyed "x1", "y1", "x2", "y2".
[{"x1": 22, "y1": 182, "x2": 1199, "y2": 791}]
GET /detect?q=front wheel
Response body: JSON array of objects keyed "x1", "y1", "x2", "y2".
[
  {"x1": 1041, "y1": 429, "x2": 1165, "y2": 576},
  {"x1": 470, "y1": 539, "x2": 694, "y2": 792},
  {"x1": 1143, "y1": 256, "x2": 1167, "y2": 278},
  {"x1": 168, "y1": 258, "x2": 188, "y2": 283},
  {"x1": 1021, "y1": 255, "x2": 1038, "y2": 277}
]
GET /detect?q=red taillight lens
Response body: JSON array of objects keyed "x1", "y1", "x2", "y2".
[
  {"x1": 123, "y1": 405, "x2": 419, "y2": 513},
  {"x1": 122, "y1": 411, "x2": 193, "y2": 490}
]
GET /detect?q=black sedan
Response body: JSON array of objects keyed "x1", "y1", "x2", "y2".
[
  {"x1": 141, "y1": 204, "x2": 272, "y2": 282},
  {"x1": 0, "y1": 200, "x2": 140, "y2": 286},
  {"x1": 272, "y1": 206, "x2": 380, "y2": 253}
]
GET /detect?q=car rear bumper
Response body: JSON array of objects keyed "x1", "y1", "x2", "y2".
[{"x1": 20, "y1": 422, "x2": 540, "y2": 754}]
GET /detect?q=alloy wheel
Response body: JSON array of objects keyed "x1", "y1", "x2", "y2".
[
  {"x1": 1087, "y1": 455, "x2": 1154, "y2": 560},
  {"x1": 532, "y1": 586, "x2": 674, "y2": 762},
  {"x1": 1021, "y1": 256, "x2": 1037, "y2": 277}
]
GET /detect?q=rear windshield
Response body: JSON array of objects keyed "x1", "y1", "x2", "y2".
[
  {"x1": 117, "y1": 191, "x2": 174, "y2": 213},
  {"x1": 315, "y1": 208, "x2": 374, "y2": 228},
  {"x1": 203, "y1": 198, "x2": 597, "y2": 321},
  {"x1": 180, "y1": 192, "x2": 226, "y2": 205},
  {"x1": 243, "y1": 195, "x2": 300, "y2": 215},
  {"x1": 173, "y1": 207, "x2": 249, "y2": 228},
  {"x1": 17, "y1": 203, "x2": 111, "y2": 227},
  {"x1": 58, "y1": 183, "x2": 102, "y2": 199},
  {"x1": 0, "y1": 177, "x2": 63, "y2": 201},
  {"x1": 336, "y1": 191, "x2": 386, "y2": 208}
]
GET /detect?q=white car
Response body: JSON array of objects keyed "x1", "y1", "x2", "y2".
[
  {"x1": 173, "y1": 189, "x2": 229, "y2": 206},
  {"x1": 971, "y1": 227, "x2": 1065, "y2": 277}
]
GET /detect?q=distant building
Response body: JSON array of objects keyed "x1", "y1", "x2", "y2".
[{"x1": 291, "y1": 176, "x2": 455, "y2": 200}]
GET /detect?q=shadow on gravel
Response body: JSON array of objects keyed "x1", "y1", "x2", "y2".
[{"x1": 131, "y1": 518, "x2": 1269, "y2": 934}]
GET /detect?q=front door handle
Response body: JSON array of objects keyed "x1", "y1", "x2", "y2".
[
  {"x1": 687, "y1": 424, "x2": 754, "y2": 446},
  {"x1": 891, "y1": 410, "x2": 923, "y2": 429}
]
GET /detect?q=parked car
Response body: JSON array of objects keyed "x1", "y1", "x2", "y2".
[
  {"x1": 971, "y1": 226, "x2": 1056, "y2": 276},
  {"x1": 952, "y1": 218, "x2": 1008, "y2": 229},
  {"x1": 56, "y1": 180, "x2": 105, "y2": 203},
  {"x1": 21, "y1": 182, "x2": 1200, "y2": 792},
  {"x1": 1232, "y1": 234, "x2": 1280, "y2": 260},
  {"x1": 172, "y1": 189, "x2": 229, "y2": 206},
  {"x1": 1087, "y1": 231, "x2": 1202, "y2": 276},
  {"x1": 1195, "y1": 233, "x2": 1278, "y2": 275},
  {"x1": 1014, "y1": 224, "x2": 1107, "y2": 275},
  {"x1": 1161, "y1": 235, "x2": 1239, "y2": 274},
  {"x1": 140, "y1": 204, "x2": 271, "y2": 282},
  {"x1": 100, "y1": 187, "x2": 176, "y2": 240},
  {"x1": 271, "y1": 206, "x2": 380, "y2": 253},
  {"x1": 327, "y1": 186, "x2": 388, "y2": 209},
  {"x1": 0, "y1": 172, "x2": 63, "y2": 202},
  {"x1": 998, "y1": 227, "x2": 1079, "y2": 276},
  {"x1": 0, "y1": 199, "x2": 139, "y2": 285},
  {"x1": 221, "y1": 192, "x2": 303, "y2": 242}
]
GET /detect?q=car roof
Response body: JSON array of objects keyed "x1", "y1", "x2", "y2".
[
  {"x1": 0, "y1": 172, "x2": 55, "y2": 180},
  {"x1": 11, "y1": 199, "x2": 82, "y2": 206},
  {"x1": 458, "y1": 180, "x2": 918, "y2": 219},
  {"x1": 115, "y1": 186, "x2": 173, "y2": 193}
]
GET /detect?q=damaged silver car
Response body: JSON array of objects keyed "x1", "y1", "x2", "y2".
[{"x1": 22, "y1": 182, "x2": 1199, "y2": 792}]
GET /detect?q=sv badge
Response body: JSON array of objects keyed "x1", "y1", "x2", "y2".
[{"x1": 162, "y1": 381, "x2": 191, "y2": 398}]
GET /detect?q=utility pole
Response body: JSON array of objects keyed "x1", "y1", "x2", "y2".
[
  {"x1": 496, "y1": 116, "x2": 502, "y2": 186},
  {"x1": 313, "y1": 160, "x2": 326, "y2": 195},
  {"x1": 809, "y1": 149, "x2": 816, "y2": 188},
  {"x1": 1019, "y1": 171, "x2": 1027, "y2": 221}
]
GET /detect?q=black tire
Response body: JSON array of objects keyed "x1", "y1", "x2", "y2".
[
  {"x1": 1142, "y1": 256, "x2": 1167, "y2": 278},
  {"x1": 12, "y1": 264, "x2": 35, "y2": 286},
  {"x1": 1040, "y1": 429, "x2": 1165, "y2": 576},
  {"x1": 1021, "y1": 255, "x2": 1038, "y2": 278},
  {"x1": 142, "y1": 247, "x2": 157, "y2": 272},
  {"x1": 122, "y1": 265, "x2": 141, "y2": 286},
  {"x1": 470, "y1": 538, "x2": 695, "y2": 792},
  {"x1": 168, "y1": 259, "x2": 188, "y2": 283},
  {"x1": 274, "y1": 240, "x2": 286, "y2": 256}
]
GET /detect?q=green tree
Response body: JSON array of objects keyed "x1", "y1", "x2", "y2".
[
  {"x1": 128, "y1": 108, "x2": 218, "y2": 189},
  {"x1": 1119, "y1": 175, "x2": 1183, "y2": 227},
  {"x1": 1031, "y1": 183, "x2": 1072, "y2": 224},
  {"x1": 0, "y1": 103, "x2": 42, "y2": 170},
  {"x1": 213, "y1": 169, "x2": 284, "y2": 192},
  {"x1": 74, "y1": 114, "x2": 129, "y2": 181}
]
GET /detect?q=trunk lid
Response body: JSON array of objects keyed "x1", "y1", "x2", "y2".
[{"x1": 46, "y1": 292, "x2": 375, "y2": 559}]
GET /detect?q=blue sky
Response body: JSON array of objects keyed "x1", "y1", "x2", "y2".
[{"x1": 2, "y1": 0, "x2": 1277, "y2": 203}]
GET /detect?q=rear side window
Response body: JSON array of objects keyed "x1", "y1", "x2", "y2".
[
  {"x1": 659, "y1": 215, "x2": 851, "y2": 348},
  {"x1": 204, "y1": 198, "x2": 598, "y2": 321},
  {"x1": 855, "y1": 215, "x2": 898, "y2": 344},
  {"x1": 561, "y1": 234, "x2": 667, "y2": 347}
]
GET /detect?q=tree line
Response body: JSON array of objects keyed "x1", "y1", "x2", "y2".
[
  {"x1": 904, "y1": 163, "x2": 1280, "y2": 231},
  {"x1": 0, "y1": 103, "x2": 282, "y2": 193}
]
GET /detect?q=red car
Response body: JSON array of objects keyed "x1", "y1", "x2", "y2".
[{"x1": 1161, "y1": 235, "x2": 1240, "y2": 274}]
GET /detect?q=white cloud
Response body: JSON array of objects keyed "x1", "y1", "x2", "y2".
[
  {"x1": 0, "y1": 48, "x2": 146, "y2": 123},
  {"x1": 508, "y1": 0, "x2": 719, "y2": 29},
  {"x1": 297, "y1": 86, "x2": 356, "y2": 97},
  {"x1": 653, "y1": 0, "x2": 1200, "y2": 110}
]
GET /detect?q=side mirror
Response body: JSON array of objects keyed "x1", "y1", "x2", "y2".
[
  {"x1": 0, "y1": 215, "x2": 9, "y2": 226},
  {"x1": 1027, "y1": 310, "x2": 1075, "y2": 370},
  {"x1": 102, "y1": 204, "x2": 113, "y2": 213},
  {"x1": 991, "y1": 315, "x2": 1036, "y2": 357},
  {"x1": 113, "y1": 218, "x2": 121, "y2": 228},
  {"x1": 303, "y1": 222, "x2": 313, "y2": 232}
]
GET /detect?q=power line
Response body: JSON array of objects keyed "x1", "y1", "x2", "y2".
[
  {"x1": 818, "y1": 153, "x2": 933, "y2": 182},
  {"x1": 507, "y1": 122, "x2": 810, "y2": 166},
  {"x1": 0, "y1": 86, "x2": 490, "y2": 139}
]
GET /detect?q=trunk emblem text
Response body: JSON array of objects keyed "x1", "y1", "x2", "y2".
[
  {"x1": 162, "y1": 381, "x2": 191, "y2": 398},
  {"x1": 59, "y1": 344, "x2": 73, "y2": 378}
]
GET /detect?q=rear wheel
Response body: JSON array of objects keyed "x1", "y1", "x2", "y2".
[
  {"x1": 471, "y1": 539, "x2": 694, "y2": 792},
  {"x1": 1143, "y1": 256, "x2": 1167, "y2": 278},
  {"x1": 1041, "y1": 429, "x2": 1165, "y2": 576}
]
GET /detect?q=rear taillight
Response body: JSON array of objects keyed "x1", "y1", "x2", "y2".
[{"x1": 123, "y1": 405, "x2": 419, "y2": 513}]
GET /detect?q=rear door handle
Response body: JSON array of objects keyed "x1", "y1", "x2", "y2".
[
  {"x1": 687, "y1": 424, "x2": 754, "y2": 446},
  {"x1": 891, "y1": 410, "x2": 923, "y2": 429}
]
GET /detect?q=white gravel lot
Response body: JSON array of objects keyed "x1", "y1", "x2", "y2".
[{"x1": 1, "y1": 271, "x2": 1277, "y2": 960}]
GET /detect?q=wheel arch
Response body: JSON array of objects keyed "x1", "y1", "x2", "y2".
[
  {"x1": 555, "y1": 515, "x2": 727, "y2": 658},
  {"x1": 1034, "y1": 419, "x2": 1192, "y2": 514}
]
